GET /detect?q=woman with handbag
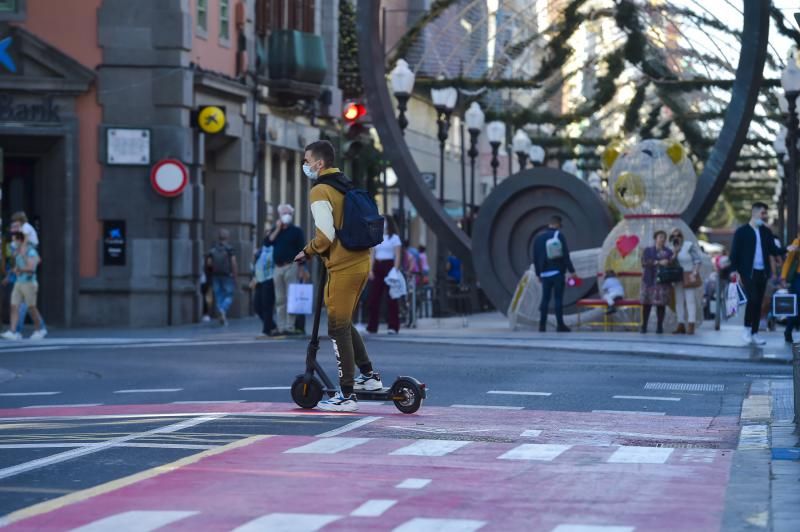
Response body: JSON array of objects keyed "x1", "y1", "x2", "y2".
[
  {"x1": 671, "y1": 228, "x2": 703, "y2": 335},
  {"x1": 780, "y1": 235, "x2": 800, "y2": 342},
  {"x1": 640, "y1": 230, "x2": 674, "y2": 334}
]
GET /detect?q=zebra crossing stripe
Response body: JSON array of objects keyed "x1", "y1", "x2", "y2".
[
  {"x1": 498, "y1": 444, "x2": 571, "y2": 461},
  {"x1": 390, "y1": 439, "x2": 470, "y2": 457},
  {"x1": 232, "y1": 513, "x2": 341, "y2": 532},
  {"x1": 607, "y1": 446, "x2": 673, "y2": 464},
  {"x1": 283, "y1": 437, "x2": 370, "y2": 454},
  {"x1": 68, "y1": 511, "x2": 197, "y2": 532}
]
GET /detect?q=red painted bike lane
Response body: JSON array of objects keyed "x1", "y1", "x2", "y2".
[{"x1": 1, "y1": 402, "x2": 740, "y2": 531}]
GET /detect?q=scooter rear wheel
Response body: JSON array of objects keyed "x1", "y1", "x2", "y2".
[
  {"x1": 391, "y1": 378, "x2": 424, "y2": 414},
  {"x1": 291, "y1": 375, "x2": 323, "y2": 409}
]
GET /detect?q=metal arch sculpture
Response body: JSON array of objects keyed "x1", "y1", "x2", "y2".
[
  {"x1": 472, "y1": 169, "x2": 614, "y2": 312},
  {"x1": 355, "y1": 0, "x2": 470, "y2": 264},
  {"x1": 683, "y1": 1, "x2": 770, "y2": 229},
  {"x1": 356, "y1": 0, "x2": 770, "y2": 314}
]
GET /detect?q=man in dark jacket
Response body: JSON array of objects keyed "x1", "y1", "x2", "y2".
[
  {"x1": 270, "y1": 204, "x2": 309, "y2": 335},
  {"x1": 729, "y1": 202, "x2": 781, "y2": 345},
  {"x1": 532, "y1": 215, "x2": 576, "y2": 332}
]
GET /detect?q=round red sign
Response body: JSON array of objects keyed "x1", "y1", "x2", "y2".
[{"x1": 150, "y1": 159, "x2": 188, "y2": 197}]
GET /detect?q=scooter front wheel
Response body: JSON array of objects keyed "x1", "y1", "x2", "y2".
[
  {"x1": 291, "y1": 375, "x2": 323, "y2": 409},
  {"x1": 391, "y1": 378, "x2": 424, "y2": 414}
]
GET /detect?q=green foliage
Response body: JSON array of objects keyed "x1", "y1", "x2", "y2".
[{"x1": 338, "y1": 0, "x2": 362, "y2": 100}]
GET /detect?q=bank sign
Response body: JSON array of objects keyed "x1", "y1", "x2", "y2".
[{"x1": 0, "y1": 95, "x2": 60, "y2": 122}]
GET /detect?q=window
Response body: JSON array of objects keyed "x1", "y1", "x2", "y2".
[
  {"x1": 220, "y1": 0, "x2": 230, "y2": 40},
  {"x1": 0, "y1": 0, "x2": 24, "y2": 21},
  {"x1": 0, "y1": 0, "x2": 16, "y2": 12},
  {"x1": 196, "y1": 0, "x2": 208, "y2": 34}
]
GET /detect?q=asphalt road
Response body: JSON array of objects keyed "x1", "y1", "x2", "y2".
[{"x1": 0, "y1": 336, "x2": 792, "y2": 519}]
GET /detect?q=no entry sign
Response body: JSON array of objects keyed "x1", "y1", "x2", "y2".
[{"x1": 150, "y1": 159, "x2": 188, "y2": 197}]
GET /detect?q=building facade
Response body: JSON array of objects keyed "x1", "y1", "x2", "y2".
[{"x1": 0, "y1": 0, "x2": 339, "y2": 327}]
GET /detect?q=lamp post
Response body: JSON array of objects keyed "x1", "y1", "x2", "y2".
[
  {"x1": 431, "y1": 85, "x2": 458, "y2": 204},
  {"x1": 487, "y1": 121, "x2": 505, "y2": 187},
  {"x1": 390, "y1": 59, "x2": 415, "y2": 239},
  {"x1": 528, "y1": 144, "x2": 545, "y2": 168},
  {"x1": 465, "y1": 102, "x2": 484, "y2": 235},
  {"x1": 781, "y1": 50, "x2": 800, "y2": 240},
  {"x1": 430, "y1": 84, "x2": 457, "y2": 318},
  {"x1": 774, "y1": 126, "x2": 788, "y2": 241},
  {"x1": 512, "y1": 129, "x2": 532, "y2": 170}
]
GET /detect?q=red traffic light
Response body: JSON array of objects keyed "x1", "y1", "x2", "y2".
[{"x1": 343, "y1": 102, "x2": 367, "y2": 123}]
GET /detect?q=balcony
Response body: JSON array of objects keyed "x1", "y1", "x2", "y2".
[{"x1": 263, "y1": 30, "x2": 327, "y2": 101}]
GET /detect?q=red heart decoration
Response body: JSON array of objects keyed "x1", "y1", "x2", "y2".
[{"x1": 615, "y1": 234, "x2": 640, "y2": 258}]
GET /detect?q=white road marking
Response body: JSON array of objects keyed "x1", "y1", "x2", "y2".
[
  {"x1": 317, "y1": 416, "x2": 382, "y2": 438},
  {"x1": 607, "y1": 446, "x2": 673, "y2": 464},
  {"x1": 0, "y1": 391, "x2": 60, "y2": 397},
  {"x1": 22, "y1": 404, "x2": 102, "y2": 409},
  {"x1": 487, "y1": 390, "x2": 551, "y2": 396},
  {"x1": 350, "y1": 499, "x2": 397, "y2": 517},
  {"x1": 499, "y1": 444, "x2": 571, "y2": 461},
  {"x1": 393, "y1": 517, "x2": 486, "y2": 532},
  {"x1": 283, "y1": 437, "x2": 370, "y2": 454},
  {"x1": 0, "y1": 443, "x2": 92, "y2": 449},
  {"x1": 613, "y1": 395, "x2": 680, "y2": 402},
  {"x1": 232, "y1": 513, "x2": 341, "y2": 532},
  {"x1": 171, "y1": 400, "x2": 245, "y2": 404},
  {"x1": 738, "y1": 424, "x2": 769, "y2": 450},
  {"x1": 0, "y1": 414, "x2": 223, "y2": 480},
  {"x1": 390, "y1": 439, "x2": 470, "y2": 457},
  {"x1": 559, "y1": 429, "x2": 717, "y2": 441},
  {"x1": 68, "y1": 510, "x2": 197, "y2": 532},
  {"x1": 451, "y1": 404, "x2": 524, "y2": 410},
  {"x1": 396, "y1": 478, "x2": 431, "y2": 489},
  {"x1": 113, "y1": 388, "x2": 183, "y2": 394},
  {"x1": 521, "y1": 430, "x2": 543, "y2": 437},
  {"x1": 0, "y1": 443, "x2": 217, "y2": 450},
  {"x1": 551, "y1": 525, "x2": 634, "y2": 532},
  {"x1": 117, "y1": 443, "x2": 217, "y2": 450},
  {"x1": 593, "y1": 410, "x2": 666, "y2": 416},
  {"x1": 239, "y1": 386, "x2": 292, "y2": 391}
]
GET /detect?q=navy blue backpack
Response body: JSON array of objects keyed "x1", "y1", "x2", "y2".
[{"x1": 319, "y1": 176, "x2": 385, "y2": 251}]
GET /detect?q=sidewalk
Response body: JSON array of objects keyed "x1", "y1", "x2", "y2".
[{"x1": 367, "y1": 312, "x2": 794, "y2": 364}]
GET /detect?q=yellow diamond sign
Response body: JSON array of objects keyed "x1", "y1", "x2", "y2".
[{"x1": 197, "y1": 106, "x2": 226, "y2": 134}]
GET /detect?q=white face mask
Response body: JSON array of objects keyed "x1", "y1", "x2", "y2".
[
  {"x1": 302, "y1": 163, "x2": 318, "y2": 179},
  {"x1": 280, "y1": 214, "x2": 293, "y2": 225},
  {"x1": 754, "y1": 218, "x2": 765, "y2": 227}
]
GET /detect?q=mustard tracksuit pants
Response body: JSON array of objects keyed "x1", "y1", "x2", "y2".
[{"x1": 325, "y1": 269, "x2": 373, "y2": 395}]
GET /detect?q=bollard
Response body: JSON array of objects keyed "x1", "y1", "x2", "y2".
[{"x1": 793, "y1": 341, "x2": 800, "y2": 428}]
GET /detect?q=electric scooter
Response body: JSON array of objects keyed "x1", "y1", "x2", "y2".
[{"x1": 290, "y1": 262, "x2": 426, "y2": 414}]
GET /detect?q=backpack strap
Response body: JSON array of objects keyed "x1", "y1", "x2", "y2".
[{"x1": 316, "y1": 175, "x2": 353, "y2": 195}]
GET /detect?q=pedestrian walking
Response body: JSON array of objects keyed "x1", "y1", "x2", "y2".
[
  {"x1": 294, "y1": 139, "x2": 383, "y2": 412},
  {"x1": 206, "y1": 229, "x2": 238, "y2": 326},
  {"x1": 639, "y1": 230, "x2": 673, "y2": 334},
  {"x1": 270, "y1": 204, "x2": 309, "y2": 335},
  {"x1": 251, "y1": 225, "x2": 277, "y2": 337},
  {"x1": 781, "y1": 232, "x2": 800, "y2": 342},
  {"x1": 670, "y1": 228, "x2": 703, "y2": 335},
  {"x1": 367, "y1": 216, "x2": 402, "y2": 335},
  {"x1": 3, "y1": 221, "x2": 31, "y2": 334},
  {"x1": 729, "y1": 202, "x2": 781, "y2": 345},
  {"x1": 11, "y1": 212, "x2": 38, "y2": 248},
  {"x1": 2, "y1": 231, "x2": 46, "y2": 340},
  {"x1": 532, "y1": 215, "x2": 576, "y2": 332}
]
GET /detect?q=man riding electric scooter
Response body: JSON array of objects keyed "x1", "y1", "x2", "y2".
[{"x1": 294, "y1": 140, "x2": 383, "y2": 412}]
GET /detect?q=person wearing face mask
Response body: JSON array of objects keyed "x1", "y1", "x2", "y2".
[
  {"x1": 729, "y1": 202, "x2": 782, "y2": 345},
  {"x1": 269, "y1": 204, "x2": 309, "y2": 335},
  {"x1": 669, "y1": 229, "x2": 702, "y2": 335},
  {"x1": 294, "y1": 140, "x2": 383, "y2": 412}
]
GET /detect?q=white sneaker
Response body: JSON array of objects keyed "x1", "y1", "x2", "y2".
[
  {"x1": 1, "y1": 331, "x2": 21, "y2": 341},
  {"x1": 354, "y1": 372, "x2": 383, "y2": 391},
  {"x1": 219, "y1": 311, "x2": 228, "y2": 327},
  {"x1": 751, "y1": 333, "x2": 767, "y2": 346},
  {"x1": 29, "y1": 329, "x2": 47, "y2": 341},
  {"x1": 742, "y1": 329, "x2": 752, "y2": 344},
  {"x1": 202, "y1": 315, "x2": 211, "y2": 323},
  {"x1": 317, "y1": 392, "x2": 358, "y2": 412}
]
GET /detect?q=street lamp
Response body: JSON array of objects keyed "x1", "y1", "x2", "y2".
[
  {"x1": 512, "y1": 129, "x2": 532, "y2": 170},
  {"x1": 486, "y1": 121, "x2": 505, "y2": 187},
  {"x1": 528, "y1": 144, "x2": 545, "y2": 167},
  {"x1": 781, "y1": 49, "x2": 800, "y2": 239},
  {"x1": 389, "y1": 59, "x2": 416, "y2": 239},
  {"x1": 464, "y1": 101, "x2": 484, "y2": 235},
  {"x1": 431, "y1": 85, "x2": 458, "y2": 204}
]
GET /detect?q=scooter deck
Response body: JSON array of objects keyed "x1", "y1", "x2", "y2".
[{"x1": 352, "y1": 388, "x2": 393, "y2": 401}]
